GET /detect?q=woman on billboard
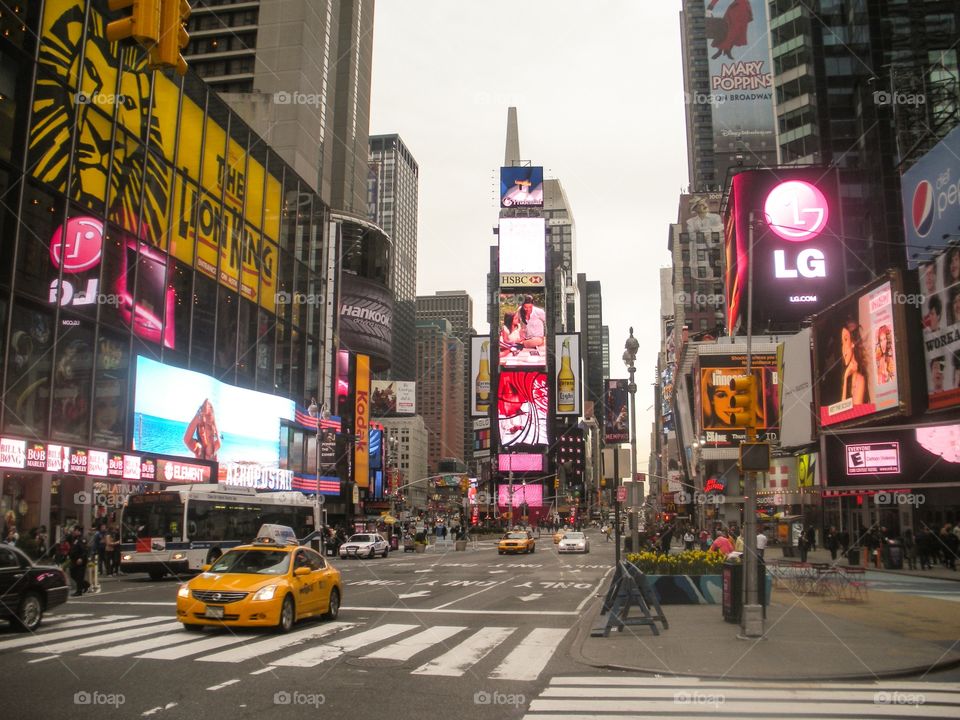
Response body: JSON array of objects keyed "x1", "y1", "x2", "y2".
[
  {"x1": 874, "y1": 324, "x2": 896, "y2": 385},
  {"x1": 840, "y1": 320, "x2": 870, "y2": 406},
  {"x1": 499, "y1": 312, "x2": 525, "y2": 357},
  {"x1": 183, "y1": 399, "x2": 221, "y2": 461}
]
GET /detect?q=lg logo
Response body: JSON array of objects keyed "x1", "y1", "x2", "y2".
[{"x1": 765, "y1": 180, "x2": 830, "y2": 279}]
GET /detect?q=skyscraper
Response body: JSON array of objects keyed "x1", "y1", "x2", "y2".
[
  {"x1": 369, "y1": 134, "x2": 420, "y2": 381},
  {"x1": 186, "y1": 0, "x2": 374, "y2": 211},
  {"x1": 577, "y1": 274, "x2": 607, "y2": 413},
  {"x1": 415, "y1": 319, "x2": 465, "y2": 474}
]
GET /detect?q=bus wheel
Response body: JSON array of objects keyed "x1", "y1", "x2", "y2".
[{"x1": 148, "y1": 569, "x2": 164, "y2": 581}]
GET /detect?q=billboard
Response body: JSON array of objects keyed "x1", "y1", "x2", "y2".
[
  {"x1": 725, "y1": 168, "x2": 845, "y2": 333},
  {"x1": 498, "y1": 370, "x2": 549, "y2": 448},
  {"x1": 554, "y1": 334, "x2": 582, "y2": 416},
  {"x1": 498, "y1": 291, "x2": 547, "y2": 368},
  {"x1": 778, "y1": 328, "x2": 814, "y2": 448},
  {"x1": 812, "y1": 273, "x2": 909, "y2": 428},
  {"x1": 901, "y1": 126, "x2": 960, "y2": 268},
  {"x1": 497, "y1": 483, "x2": 544, "y2": 508},
  {"x1": 339, "y1": 274, "x2": 394, "y2": 371},
  {"x1": 919, "y1": 247, "x2": 960, "y2": 410},
  {"x1": 354, "y1": 354, "x2": 371, "y2": 488},
  {"x1": 33, "y1": 0, "x2": 282, "y2": 314},
  {"x1": 697, "y1": 353, "x2": 779, "y2": 445},
  {"x1": 604, "y1": 379, "x2": 629, "y2": 444},
  {"x1": 702, "y1": 0, "x2": 776, "y2": 157},
  {"x1": 132, "y1": 356, "x2": 294, "y2": 479},
  {"x1": 473, "y1": 418, "x2": 491, "y2": 458},
  {"x1": 498, "y1": 218, "x2": 546, "y2": 274},
  {"x1": 500, "y1": 167, "x2": 544, "y2": 208},
  {"x1": 498, "y1": 453, "x2": 543, "y2": 472},
  {"x1": 470, "y1": 336, "x2": 492, "y2": 417},
  {"x1": 822, "y1": 422, "x2": 960, "y2": 489},
  {"x1": 370, "y1": 380, "x2": 416, "y2": 416}
]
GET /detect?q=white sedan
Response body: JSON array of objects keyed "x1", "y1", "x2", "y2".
[
  {"x1": 558, "y1": 531, "x2": 590, "y2": 554},
  {"x1": 339, "y1": 533, "x2": 390, "y2": 559}
]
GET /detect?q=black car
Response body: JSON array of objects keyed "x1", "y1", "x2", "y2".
[{"x1": 0, "y1": 544, "x2": 70, "y2": 632}]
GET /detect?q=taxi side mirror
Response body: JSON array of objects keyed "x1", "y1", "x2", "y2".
[
  {"x1": 200, "y1": 564, "x2": 211, "y2": 572},
  {"x1": 294, "y1": 566, "x2": 311, "y2": 576}
]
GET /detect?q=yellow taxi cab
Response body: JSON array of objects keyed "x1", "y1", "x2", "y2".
[
  {"x1": 176, "y1": 525, "x2": 342, "y2": 633},
  {"x1": 498, "y1": 530, "x2": 536, "y2": 555},
  {"x1": 553, "y1": 528, "x2": 569, "y2": 544}
]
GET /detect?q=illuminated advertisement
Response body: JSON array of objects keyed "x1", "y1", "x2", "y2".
[
  {"x1": 901, "y1": 126, "x2": 960, "y2": 268},
  {"x1": 497, "y1": 484, "x2": 544, "y2": 508},
  {"x1": 554, "y1": 334, "x2": 582, "y2": 416},
  {"x1": 473, "y1": 418, "x2": 491, "y2": 458},
  {"x1": 499, "y1": 273, "x2": 545, "y2": 288},
  {"x1": 604, "y1": 379, "x2": 629, "y2": 444},
  {"x1": 500, "y1": 166, "x2": 544, "y2": 207},
  {"x1": 336, "y1": 350, "x2": 351, "y2": 415},
  {"x1": 371, "y1": 380, "x2": 416, "y2": 416},
  {"x1": 498, "y1": 371, "x2": 548, "y2": 448},
  {"x1": 354, "y1": 354, "x2": 371, "y2": 489},
  {"x1": 471, "y1": 336, "x2": 492, "y2": 417},
  {"x1": 339, "y1": 275, "x2": 394, "y2": 370},
  {"x1": 822, "y1": 423, "x2": 960, "y2": 488},
  {"x1": 919, "y1": 246, "x2": 960, "y2": 410},
  {"x1": 33, "y1": 0, "x2": 282, "y2": 314},
  {"x1": 133, "y1": 356, "x2": 295, "y2": 476},
  {"x1": 812, "y1": 273, "x2": 909, "y2": 428},
  {"x1": 697, "y1": 353, "x2": 779, "y2": 445},
  {"x1": 724, "y1": 168, "x2": 844, "y2": 333},
  {"x1": 498, "y1": 218, "x2": 546, "y2": 274},
  {"x1": 498, "y1": 454, "x2": 543, "y2": 472},
  {"x1": 498, "y1": 291, "x2": 547, "y2": 368},
  {"x1": 702, "y1": 0, "x2": 775, "y2": 156}
]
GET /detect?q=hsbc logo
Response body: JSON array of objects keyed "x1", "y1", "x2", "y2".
[{"x1": 766, "y1": 180, "x2": 830, "y2": 279}]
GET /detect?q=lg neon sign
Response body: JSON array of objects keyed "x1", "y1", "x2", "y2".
[{"x1": 765, "y1": 180, "x2": 830, "y2": 279}]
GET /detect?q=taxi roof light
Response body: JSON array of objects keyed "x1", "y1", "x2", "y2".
[{"x1": 253, "y1": 524, "x2": 298, "y2": 546}]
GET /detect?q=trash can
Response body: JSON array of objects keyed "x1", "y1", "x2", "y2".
[
  {"x1": 722, "y1": 559, "x2": 743, "y2": 624},
  {"x1": 885, "y1": 541, "x2": 903, "y2": 570},
  {"x1": 847, "y1": 547, "x2": 862, "y2": 566},
  {"x1": 390, "y1": 535, "x2": 399, "y2": 551}
]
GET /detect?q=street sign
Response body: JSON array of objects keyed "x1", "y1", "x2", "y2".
[{"x1": 617, "y1": 487, "x2": 627, "y2": 502}]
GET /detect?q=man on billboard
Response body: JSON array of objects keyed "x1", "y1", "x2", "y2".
[
  {"x1": 686, "y1": 197, "x2": 723, "y2": 236},
  {"x1": 518, "y1": 295, "x2": 546, "y2": 348}
]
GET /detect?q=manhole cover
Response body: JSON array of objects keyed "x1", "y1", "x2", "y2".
[{"x1": 345, "y1": 657, "x2": 406, "y2": 669}]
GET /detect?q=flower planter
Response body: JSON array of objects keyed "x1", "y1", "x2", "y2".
[
  {"x1": 454, "y1": 540, "x2": 467, "y2": 551},
  {"x1": 414, "y1": 544, "x2": 426, "y2": 553},
  {"x1": 645, "y1": 574, "x2": 773, "y2": 604}
]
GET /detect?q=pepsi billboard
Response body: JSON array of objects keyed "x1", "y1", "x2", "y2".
[
  {"x1": 901, "y1": 126, "x2": 960, "y2": 269},
  {"x1": 725, "y1": 168, "x2": 845, "y2": 334}
]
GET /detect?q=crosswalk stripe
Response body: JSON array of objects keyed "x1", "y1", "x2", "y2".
[
  {"x1": 363, "y1": 625, "x2": 466, "y2": 661},
  {"x1": 26, "y1": 621, "x2": 184, "y2": 655},
  {"x1": 271, "y1": 623, "x2": 419, "y2": 668},
  {"x1": 135, "y1": 632, "x2": 252, "y2": 660},
  {"x1": 488, "y1": 627, "x2": 568, "y2": 681},
  {"x1": 195, "y1": 622, "x2": 356, "y2": 664},
  {"x1": 83, "y1": 630, "x2": 204, "y2": 657},
  {"x1": 539, "y1": 687, "x2": 960, "y2": 703},
  {"x1": 0, "y1": 616, "x2": 168, "y2": 651},
  {"x1": 411, "y1": 626, "x2": 516, "y2": 677},
  {"x1": 527, "y1": 699, "x2": 959, "y2": 717},
  {"x1": 34, "y1": 614, "x2": 132, "y2": 631}
]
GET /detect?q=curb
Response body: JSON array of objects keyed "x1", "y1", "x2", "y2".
[
  {"x1": 867, "y1": 567, "x2": 960, "y2": 583},
  {"x1": 569, "y1": 593, "x2": 960, "y2": 682}
]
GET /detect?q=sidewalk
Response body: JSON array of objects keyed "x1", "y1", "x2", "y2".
[
  {"x1": 574, "y1": 569, "x2": 960, "y2": 680},
  {"x1": 794, "y1": 547, "x2": 960, "y2": 582}
]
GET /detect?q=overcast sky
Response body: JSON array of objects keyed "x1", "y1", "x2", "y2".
[{"x1": 369, "y1": 1, "x2": 688, "y2": 467}]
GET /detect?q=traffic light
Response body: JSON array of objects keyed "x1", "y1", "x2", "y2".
[
  {"x1": 459, "y1": 475, "x2": 470, "y2": 493},
  {"x1": 554, "y1": 478, "x2": 560, "y2": 490},
  {"x1": 106, "y1": 0, "x2": 161, "y2": 46},
  {"x1": 728, "y1": 375, "x2": 757, "y2": 429},
  {"x1": 149, "y1": 0, "x2": 191, "y2": 76}
]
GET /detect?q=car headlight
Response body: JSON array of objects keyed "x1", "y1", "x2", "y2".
[
  {"x1": 253, "y1": 585, "x2": 278, "y2": 601},
  {"x1": 171, "y1": 552, "x2": 187, "y2": 561},
  {"x1": 122, "y1": 553, "x2": 133, "y2": 561},
  {"x1": 177, "y1": 584, "x2": 190, "y2": 598}
]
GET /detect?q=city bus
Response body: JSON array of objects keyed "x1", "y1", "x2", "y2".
[{"x1": 119, "y1": 484, "x2": 324, "y2": 580}]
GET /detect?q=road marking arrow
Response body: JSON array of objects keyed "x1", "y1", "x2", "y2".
[
  {"x1": 518, "y1": 593, "x2": 543, "y2": 602},
  {"x1": 398, "y1": 591, "x2": 432, "y2": 599}
]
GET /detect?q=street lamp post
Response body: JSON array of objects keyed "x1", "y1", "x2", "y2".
[{"x1": 624, "y1": 328, "x2": 640, "y2": 555}]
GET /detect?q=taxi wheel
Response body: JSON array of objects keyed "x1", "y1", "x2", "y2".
[
  {"x1": 182, "y1": 623, "x2": 203, "y2": 632},
  {"x1": 323, "y1": 588, "x2": 340, "y2": 621},
  {"x1": 530, "y1": 545, "x2": 536, "y2": 553},
  {"x1": 277, "y1": 595, "x2": 295, "y2": 633}
]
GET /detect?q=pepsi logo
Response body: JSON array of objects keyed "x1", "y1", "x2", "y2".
[{"x1": 911, "y1": 180, "x2": 934, "y2": 237}]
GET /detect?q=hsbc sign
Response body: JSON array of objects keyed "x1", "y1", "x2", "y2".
[{"x1": 901, "y1": 125, "x2": 960, "y2": 268}]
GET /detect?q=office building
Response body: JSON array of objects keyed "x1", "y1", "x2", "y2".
[
  {"x1": 415, "y1": 319, "x2": 465, "y2": 474},
  {"x1": 577, "y1": 274, "x2": 607, "y2": 412},
  {"x1": 379, "y1": 416, "x2": 429, "y2": 512}
]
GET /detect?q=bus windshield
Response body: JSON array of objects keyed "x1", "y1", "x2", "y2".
[{"x1": 121, "y1": 494, "x2": 185, "y2": 543}]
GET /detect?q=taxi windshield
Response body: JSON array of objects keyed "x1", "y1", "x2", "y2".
[
  {"x1": 209, "y1": 549, "x2": 290, "y2": 575},
  {"x1": 505, "y1": 532, "x2": 528, "y2": 539}
]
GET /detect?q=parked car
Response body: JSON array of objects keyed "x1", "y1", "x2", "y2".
[
  {"x1": 0, "y1": 544, "x2": 70, "y2": 632},
  {"x1": 177, "y1": 537, "x2": 341, "y2": 633},
  {"x1": 558, "y1": 531, "x2": 590, "y2": 554},
  {"x1": 498, "y1": 531, "x2": 536, "y2": 555},
  {"x1": 339, "y1": 533, "x2": 390, "y2": 559}
]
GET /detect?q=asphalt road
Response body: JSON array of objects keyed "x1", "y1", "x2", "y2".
[{"x1": 0, "y1": 530, "x2": 614, "y2": 720}]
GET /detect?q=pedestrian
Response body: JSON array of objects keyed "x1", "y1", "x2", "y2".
[
  {"x1": 104, "y1": 527, "x2": 117, "y2": 576},
  {"x1": 699, "y1": 528, "x2": 710, "y2": 551},
  {"x1": 903, "y1": 529, "x2": 917, "y2": 571},
  {"x1": 806, "y1": 526, "x2": 817, "y2": 552},
  {"x1": 2, "y1": 510, "x2": 18, "y2": 546},
  {"x1": 756, "y1": 526, "x2": 768, "y2": 561},
  {"x1": 683, "y1": 528, "x2": 695, "y2": 551},
  {"x1": 92, "y1": 523, "x2": 107, "y2": 576},
  {"x1": 708, "y1": 530, "x2": 734, "y2": 557},
  {"x1": 917, "y1": 527, "x2": 933, "y2": 570},
  {"x1": 944, "y1": 525, "x2": 959, "y2": 571},
  {"x1": 68, "y1": 526, "x2": 89, "y2": 596},
  {"x1": 658, "y1": 525, "x2": 674, "y2": 555},
  {"x1": 798, "y1": 529, "x2": 809, "y2": 563},
  {"x1": 603, "y1": 524, "x2": 611, "y2": 543},
  {"x1": 826, "y1": 527, "x2": 839, "y2": 561}
]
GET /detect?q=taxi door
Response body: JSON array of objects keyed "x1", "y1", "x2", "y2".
[
  {"x1": 305, "y1": 548, "x2": 334, "y2": 614},
  {"x1": 291, "y1": 549, "x2": 319, "y2": 615}
]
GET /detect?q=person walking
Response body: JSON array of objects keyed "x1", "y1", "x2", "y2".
[
  {"x1": 683, "y1": 528, "x2": 695, "y2": 551},
  {"x1": 699, "y1": 528, "x2": 710, "y2": 551},
  {"x1": 798, "y1": 528, "x2": 810, "y2": 563},
  {"x1": 903, "y1": 529, "x2": 917, "y2": 571},
  {"x1": 756, "y1": 526, "x2": 768, "y2": 561},
  {"x1": 826, "y1": 527, "x2": 839, "y2": 561},
  {"x1": 92, "y1": 523, "x2": 107, "y2": 576},
  {"x1": 917, "y1": 527, "x2": 933, "y2": 570},
  {"x1": 68, "y1": 526, "x2": 89, "y2": 596},
  {"x1": 103, "y1": 527, "x2": 117, "y2": 576}
]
